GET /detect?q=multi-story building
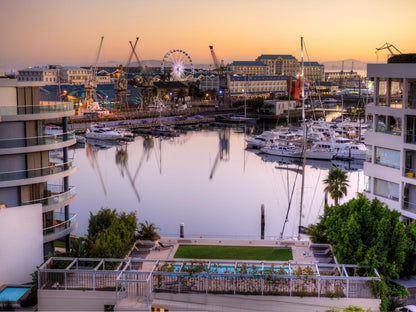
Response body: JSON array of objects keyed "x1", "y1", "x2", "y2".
[
  {"x1": 227, "y1": 61, "x2": 269, "y2": 76},
  {"x1": 303, "y1": 61, "x2": 325, "y2": 83},
  {"x1": 0, "y1": 77, "x2": 77, "y2": 284},
  {"x1": 256, "y1": 55, "x2": 298, "y2": 77},
  {"x1": 60, "y1": 66, "x2": 89, "y2": 84},
  {"x1": 228, "y1": 75, "x2": 290, "y2": 96},
  {"x1": 198, "y1": 74, "x2": 220, "y2": 91},
  {"x1": 364, "y1": 57, "x2": 416, "y2": 223},
  {"x1": 18, "y1": 66, "x2": 59, "y2": 83}
]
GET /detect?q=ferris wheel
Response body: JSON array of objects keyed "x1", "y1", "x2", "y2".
[{"x1": 161, "y1": 49, "x2": 194, "y2": 80}]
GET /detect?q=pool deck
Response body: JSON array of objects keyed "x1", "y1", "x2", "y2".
[{"x1": 135, "y1": 236, "x2": 319, "y2": 265}]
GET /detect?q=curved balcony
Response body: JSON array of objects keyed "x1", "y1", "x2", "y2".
[
  {"x1": 0, "y1": 132, "x2": 76, "y2": 155},
  {"x1": 43, "y1": 213, "x2": 77, "y2": 243},
  {"x1": 0, "y1": 161, "x2": 76, "y2": 188},
  {"x1": 22, "y1": 185, "x2": 77, "y2": 213},
  {"x1": 0, "y1": 102, "x2": 74, "y2": 122}
]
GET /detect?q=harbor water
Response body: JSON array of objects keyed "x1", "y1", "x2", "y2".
[{"x1": 68, "y1": 126, "x2": 364, "y2": 240}]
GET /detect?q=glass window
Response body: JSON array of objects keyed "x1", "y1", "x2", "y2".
[
  {"x1": 375, "y1": 147, "x2": 400, "y2": 168},
  {"x1": 376, "y1": 115, "x2": 401, "y2": 135},
  {"x1": 364, "y1": 176, "x2": 371, "y2": 193},
  {"x1": 366, "y1": 145, "x2": 373, "y2": 162},
  {"x1": 374, "y1": 178, "x2": 399, "y2": 201}
]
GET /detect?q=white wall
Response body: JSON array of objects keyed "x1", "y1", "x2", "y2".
[
  {"x1": 0, "y1": 87, "x2": 17, "y2": 107},
  {"x1": 0, "y1": 204, "x2": 43, "y2": 285}
]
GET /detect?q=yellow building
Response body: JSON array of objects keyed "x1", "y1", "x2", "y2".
[
  {"x1": 227, "y1": 61, "x2": 269, "y2": 75},
  {"x1": 303, "y1": 62, "x2": 325, "y2": 83},
  {"x1": 256, "y1": 55, "x2": 298, "y2": 76}
]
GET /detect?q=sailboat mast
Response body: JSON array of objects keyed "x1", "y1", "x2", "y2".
[{"x1": 298, "y1": 36, "x2": 306, "y2": 240}]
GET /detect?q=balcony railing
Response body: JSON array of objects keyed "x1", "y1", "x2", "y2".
[
  {"x1": 0, "y1": 132, "x2": 75, "y2": 149},
  {"x1": 43, "y1": 213, "x2": 77, "y2": 237},
  {"x1": 0, "y1": 161, "x2": 74, "y2": 182},
  {"x1": 0, "y1": 102, "x2": 73, "y2": 116},
  {"x1": 403, "y1": 200, "x2": 416, "y2": 213},
  {"x1": 22, "y1": 185, "x2": 76, "y2": 208}
]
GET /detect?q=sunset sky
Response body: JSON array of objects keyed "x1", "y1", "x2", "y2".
[{"x1": 1, "y1": 0, "x2": 415, "y2": 71}]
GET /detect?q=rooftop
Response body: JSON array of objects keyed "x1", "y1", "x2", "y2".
[
  {"x1": 228, "y1": 61, "x2": 268, "y2": 67},
  {"x1": 257, "y1": 54, "x2": 297, "y2": 60}
]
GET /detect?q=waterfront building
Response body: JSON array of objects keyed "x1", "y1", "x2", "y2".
[
  {"x1": 59, "y1": 66, "x2": 89, "y2": 84},
  {"x1": 18, "y1": 66, "x2": 59, "y2": 83},
  {"x1": 303, "y1": 61, "x2": 325, "y2": 83},
  {"x1": 199, "y1": 74, "x2": 220, "y2": 91},
  {"x1": 364, "y1": 56, "x2": 416, "y2": 223},
  {"x1": 325, "y1": 71, "x2": 362, "y2": 88},
  {"x1": 262, "y1": 99, "x2": 297, "y2": 115},
  {"x1": 256, "y1": 54, "x2": 298, "y2": 77},
  {"x1": 0, "y1": 76, "x2": 77, "y2": 284},
  {"x1": 228, "y1": 75, "x2": 290, "y2": 96},
  {"x1": 227, "y1": 61, "x2": 269, "y2": 76}
]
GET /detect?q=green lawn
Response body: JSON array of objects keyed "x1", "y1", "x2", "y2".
[{"x1": 173, "y1": 245, "x2": 293, "y2": 261}]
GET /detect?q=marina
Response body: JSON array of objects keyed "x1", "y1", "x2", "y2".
[{"x1": 68, "y1": 126, "x2": 364, "y2": 240}]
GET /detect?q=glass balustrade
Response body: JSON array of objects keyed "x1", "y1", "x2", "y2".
[
  {"x1": 0, "y1": 102, "x2": 73, "y2": 116},
  {"x1": 22, "y1": 186, "x2": 76, "y2": 207},
  {"x1": 43, "y1": 213, "x2": 77, "y2": 236},
  {"x1": 0, "y1": 161, "x2": 74, "y2": 181},
  {"x1": 0, "y1": 132, "x2": 75, "y2": 149}
]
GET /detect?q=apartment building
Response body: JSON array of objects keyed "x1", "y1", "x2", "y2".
[
  {"x1": 0, "y1": 77, "x2": 77, "y2": 284},
  {"x1": 364, "y1": 57, "x2": 416, "y2": 223},
  {"x1": 303, "y1": 61, "x2": 325, "y2": 83}
]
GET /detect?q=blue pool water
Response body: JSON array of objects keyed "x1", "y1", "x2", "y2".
[
  {"x1": 172, "y1": 264, "x2": 292, "y2": 274},
  {"x1": 0, "y1": 287, "x2": 30, "y2": 302}
]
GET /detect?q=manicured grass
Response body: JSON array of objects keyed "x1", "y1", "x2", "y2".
[
  {"x1": 54, "y1": 240, "x2": 66, "y2": 248},
  {"x1": 173, "y1": 245, "x2": 293, "y2": 261}
]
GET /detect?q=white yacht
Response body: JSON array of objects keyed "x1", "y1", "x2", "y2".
[
  {"x1": 305, "y1": 142, "x2": 336, "y2": 160},
  {"x1": 260, "y1": 143, "x2": 303, "y2": 158},
  {"x1": 245, "y1": 130, "x2": 280, "y2": 148},
  {"x1": 323, "y1": 137, "x2": 366, "y2": 160},
  {"x1": 85, "y1": 124, "x2": 123, "y2": 140}
]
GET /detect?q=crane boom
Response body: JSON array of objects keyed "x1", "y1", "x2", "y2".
[
  {"x1": 93, "y1": 36, "x2": 104, "y2": 77},
  {"x1": 209, "y1": 45, "x2": 221, "y2": 70},
  {"x1": 376, "y1": 42, "x2": 402, "y2": 55}
]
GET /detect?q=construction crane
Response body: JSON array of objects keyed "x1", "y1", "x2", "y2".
[
  {"x1": 114, "y1": 37, "x2": 140, "y2": 111},
  {"x1": 376, "y1": 42, "x2": 402, "y2": 63},
  {"x1": 129, "y1": 40, "x2": 155, "y2": 110},
  {"x1": 209, "y1": 45, "x2": 229, "y2": 101},
  {"x1": 84, "y1": 36, "x2": 104, "y2": 111}
]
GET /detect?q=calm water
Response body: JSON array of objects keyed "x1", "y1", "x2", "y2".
[{"x1": 68, "y1": 127, "x2": 364, "y2": 240}]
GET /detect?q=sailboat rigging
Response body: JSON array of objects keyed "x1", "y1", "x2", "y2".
[{"x1": 298, "y1": 36, "x2": 307, "y2": 240}]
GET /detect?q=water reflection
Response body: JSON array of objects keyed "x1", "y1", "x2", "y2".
[
  {"x1": 209, "y1": 129, "x2": 230, "y2": 180},
  {"x1": 70, "y1": 128, "x2": 364, "y2": 240}
]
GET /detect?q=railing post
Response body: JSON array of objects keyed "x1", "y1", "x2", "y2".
[
  {"x1": 93, "y1": 273, "x2": 95, "y2": 291},
  {"x1": 65, "y1": 272, "x2": 67, "y2": 290},
  {"x1": 318, "y1": 278, "x2": 320, "y2": 297},
  {"x1": 346, "y1": 278, "x2": 349, "y2": 298}
]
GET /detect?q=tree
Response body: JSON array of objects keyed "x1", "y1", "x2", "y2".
[
  {"x1": 87, "y1": 208, "x2": 138, "y2": 259},
  {"x1": 138, "y1": 221, "x2": 160, "y2": 241},
  {"x1": 306, "y1": 194, "x2": 415, "y2": 311},
  {"x1": 323, "y1": 167, "x2": 350, "y2": 205}
]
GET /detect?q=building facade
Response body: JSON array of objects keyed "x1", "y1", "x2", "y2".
[
  {"x1": 303, "y1": 62, "x2": 325, "y2": 83},
  {"x1": 228, "y1": 75, "x2": 290, "y2": 96},
  {"x1": 256, "y1": 55, "x2": 298, "y2": 77},
  {"x1": 0, "y1": 77, "x2": 77, "y2": 284},
  {"x1": 18, "y1": 66, "x2": 59, "y2": 83},
  {"x1": 227, "y1": 61, "x2": 269, "y2": 76},
  {"x1": 364, "y1": 61, "x2": 416, "y2": 223}
]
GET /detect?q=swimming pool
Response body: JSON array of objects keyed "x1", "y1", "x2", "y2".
[
  {"x1": 0, "y1": 287, "x2": 30, "y2": 302},
  {"x1": 172, "y1": 264, "x2": 292, "y2": 274}
]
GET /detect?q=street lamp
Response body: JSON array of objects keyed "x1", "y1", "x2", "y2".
[{"x1": 242, "y1": 89, "x2": 246, "y2": 117}]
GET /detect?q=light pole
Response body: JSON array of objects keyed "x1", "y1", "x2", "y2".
[{"x1": 242, "y1": 89, "x2": 246, "y2": 117}]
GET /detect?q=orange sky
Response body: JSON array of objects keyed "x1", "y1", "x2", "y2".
[{"x1": 1, "y1": 0, "x2": 416, "y2": 71}]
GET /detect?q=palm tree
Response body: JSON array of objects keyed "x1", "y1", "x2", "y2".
[
  {"x1": 137, "y1": 221, "x2": 160, "y2": 241},
  {"x1": 323, "y1": 167, "x2": 350, "y2": 206}
]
